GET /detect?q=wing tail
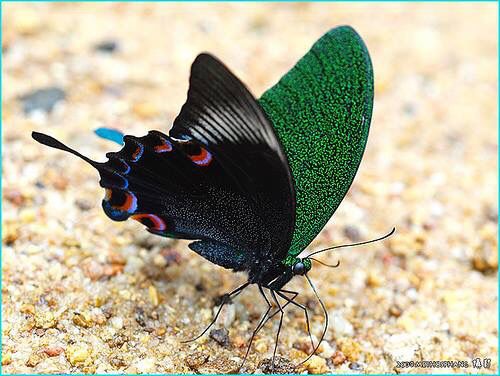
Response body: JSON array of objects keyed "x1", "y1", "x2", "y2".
[{"x1": 32, "y1": 132, "x2": 100, "y2": 168}]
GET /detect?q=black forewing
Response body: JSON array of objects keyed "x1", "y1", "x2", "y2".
[
  {"x1": 170, "y1": 53, "x2": 296, "y2": 266},
  {"x1": 32, "y1": 53, "x2": 296, "y2": 272}
]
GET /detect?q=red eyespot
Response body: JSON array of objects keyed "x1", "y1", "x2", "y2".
[
  {"x1": 189, "y1": 147, "x2": 212, "y2": 166},
  {"x1": 131, "y1": 145, "x2": 144, "y2": 161},
  {"x1": 154, "y1": 137, "x2": 173, "y2": 153},
  {"x1": 104, "y1": 189, "x2": 137, "y2": 213},
  {"x1": 131, "y1": 214, "x2": 166, "y2": 231},
  {"x1": 116, "y1": 192, "x2": 137, "y2": 212}
]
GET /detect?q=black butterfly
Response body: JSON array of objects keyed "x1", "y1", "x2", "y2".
[
  {"x1": 33, "y1": 53, "x2": 392, "y2": 371},
  {"x1": 32, "y1": 53, "x2": 306, "y2": 368}
]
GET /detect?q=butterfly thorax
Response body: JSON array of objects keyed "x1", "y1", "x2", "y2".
[{"x1": 247, "y1": 257, "x2": 311, "y2": 290}]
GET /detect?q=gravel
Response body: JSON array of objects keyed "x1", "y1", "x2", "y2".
[{"x1": 2, "y1": 2, "x2": 497, "y2": 374}]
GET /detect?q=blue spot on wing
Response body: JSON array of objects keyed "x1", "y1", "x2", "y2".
[{"x1": 94, "y1": 127, "x2": 125, "y2": 145}]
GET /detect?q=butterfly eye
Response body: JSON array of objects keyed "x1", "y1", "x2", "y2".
[
  {"x1": 292, "y1": 261, "x2": 307, "y2": 275},
  {"x1": 131, "y1": 214, "x2": 167, "y2": 231}
]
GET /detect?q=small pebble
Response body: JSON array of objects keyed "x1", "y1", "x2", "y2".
[
  {"x1": 35, "y1": 311, "x2": 57, "y2": 329},
  {"x1": 293, "y1": 338, "x2": 312, "y2": 354},
  {"x1": 2, "y1": 352, "x2": 12, "y2": 365},
  {"x1": 304, "y1": 355, "x2": 328, "y2": 374},
  {"x1": 155, "y1": 327, "x2": 166, "y2": 336},
  {"x1": 93, "y1": 312, "x2": 106, "y2": 325},
  {"x1": 107, "y1": 334, "x2": 128, "y2": 348},
  {"x1": 318, "y1": 340, "x2": 335, "y2": 358},
  {"x1": 337, "y1": 338, "x2": 361, "y2": 361},
  {"x1": 254, "y1": 338, "x2": 268, "y2": 353},
  {"x1": 330, "y1": 311, "x2": 354, "y2": 337},
  {"x1": 110, "y1": 316, "x2": 124, "y2": 330},
  {"x1": 331, "y1": 350, "x2": 347, "y2": 366},
  {"x1": 20, "y1": 87, "x2": 66, "y2": 114},
  {"x1": 389, "y1": 305, "x2": 403, "y2": 317},
  {"x1": 20, "y1": 208, "x2": 36, "y2": 223},
  {"x1": 43, "y1": 346, "x2": 64, "y2": 357},
  {"x1": 365, "y1": 270, "x2": 383, "y2": 287},
  {"x1": 149, "y1": 285, "x2": 159, "y2": 306},
  {"x1": 349, "y1": 361, "x2": 364, "y2": 371},
  {"x1": 66, "y1": 343, "x2": 90, "y2": 365},
  {"x1": 209, "y1": 327, "x2": 230, "y2": 347},
  {"x1": 153, "y1": 253, "x2": 167, "y2": 267},
  {"x1": 471, "y1": 227, "x2": 497, "y2": 274},
  {"x1": 94, "y1": 40, "x2": 119, "y2": 53},
  {"x1": 94, "y1": 296, "x2": 107, "y2": 308},
  {"x1": 161, "y1": 247, "x2": 183, "y2": 264},
  {"x1": 82, "y1": 260, "x2": 104, "y2": 281},
  {"x1": 109, "y1": 354, "x2": 127, "y2": 368},
  {"x1": 343, "y1": 225, "x2": 361, "y2": 241},
  {"x1": 482, "y1": 205, "x2": 498, "y2": 222},
  {"x1": 232, "y1": 335, "x2": 246, "y2": 349},
  {"x1": 75, "y1": 199, "x2": 92, "y2": 211},
  {"x1": 134, "y1": 357, "x2": 156, "y2": 374},
  {"x1": 219, "y1": 302, "x2": 236, "y2": 328},
  {"x1": 135, "y1": 307, "x2": 147, "y2": 327},
  {"x1": 3, "y1": 225, "x2": 20, "y2": 245},
  {"x1": 4, "y1": 188, "x2": 25, "y2": 206},
  {"x1": 35, "y1": 328, "x2": 45, "y2": 336},
  {"x1": 103, "y1": 264, "x2": 124, "y2": 277},
  {"x1": 20, "y1": 303, "x2": 35, "y2": 315},
  {"x1": 107, "y1": 251, "x2": 127, "y2": 265},
  {"x1": 73, "y1": 312, "x2": 92, "y2": 328},
  {"x1": 26, "y1": 352, "x2": 46, "y2": 367}
]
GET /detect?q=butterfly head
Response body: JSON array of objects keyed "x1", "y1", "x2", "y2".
[{"x1": 291, "y1": 258, "x2": 312, "y2": 276}]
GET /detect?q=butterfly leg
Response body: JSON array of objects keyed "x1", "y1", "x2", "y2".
[
  {"x1": 269, "y1": 290, "x2": 284, "y2": 373},
  {"x1": 257, "y1": 288, "x2": 298, "y2": 328},
  {"x1": 182, "y1": 281, "x2": 250, "y2": 343},
  {"x1": 275, "y1": 289, "x2": 315, "y2": 355},
  {"x1": 239, "y1": 285, "x2": 272, "y2": 371}
]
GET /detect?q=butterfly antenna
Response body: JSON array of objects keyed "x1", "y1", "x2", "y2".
[
  {"x1": 300, "y1": 275, "x2": 328, "y2": 365},
  {"x1": 306, "y1": 227, "x2": 396, "y2": 258},
  {"x1": 309, "y1": 257, "x2": 340, "y2": 268},
  {"x1": 32, "y1": 132, "x2": 99, "y2": 168}
]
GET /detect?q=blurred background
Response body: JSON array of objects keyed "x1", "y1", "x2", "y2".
[{"x1": 2, "y1": 2, "x2": 498, "y2": 374}]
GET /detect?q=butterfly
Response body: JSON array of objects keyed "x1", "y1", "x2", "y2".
[{"x1": 32, "y1": 26, "x2": 392, "y2": 371}]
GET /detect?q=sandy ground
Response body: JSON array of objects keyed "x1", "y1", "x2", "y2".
[{"x1": 1, "y1": 2, "x2": 498, "y2": 374}]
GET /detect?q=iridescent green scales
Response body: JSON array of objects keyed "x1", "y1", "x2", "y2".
[{"x1": 259, "y1": 26, "x2": 374, "y2": 262}]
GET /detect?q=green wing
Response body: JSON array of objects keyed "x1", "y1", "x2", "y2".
[{"x1": 258, "y1": 26, "x2": 374, "y2": 261}]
